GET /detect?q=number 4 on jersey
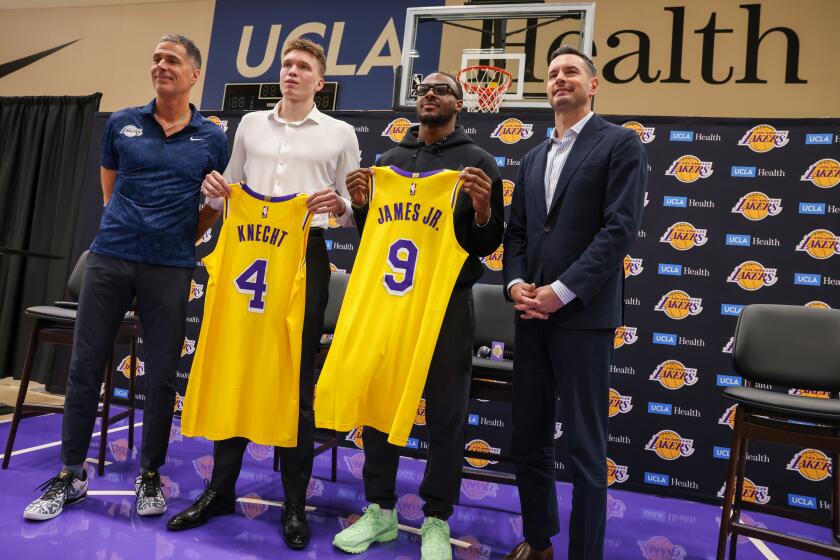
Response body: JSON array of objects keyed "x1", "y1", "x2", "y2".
[{"x1": 235, "y1": 259, "x2": 268, "y2": 312}]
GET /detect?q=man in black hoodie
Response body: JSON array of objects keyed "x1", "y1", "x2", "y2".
[{"x1": 331, "y1": 72, "x2": 504, "y2": 560}]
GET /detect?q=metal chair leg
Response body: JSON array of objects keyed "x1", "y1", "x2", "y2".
[
  {"x1": 729, "y1": 413, "x2": 750, "y2": 560},
  {"x1": 2, "y1": 322, "x2": 40, "y2": 469},
  {"x1": 98, "y1": 351, "x2": 115, "y2": 476}
]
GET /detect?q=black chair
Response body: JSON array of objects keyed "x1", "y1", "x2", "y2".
[
  {"x1": 463, "y1": 283, "x2": 516, "y2": 483},
  {"x1": 273, "y1": 271, "x2": 350, "y2": 482},
  {"x1": 2, "y1": 251, "x2": 140, "y2": 475},
  {"x1": 717, "y1": 304, "x2": 840, "y2": 559}
]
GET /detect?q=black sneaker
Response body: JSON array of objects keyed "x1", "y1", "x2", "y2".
[
  {"x1": 23, "y1": 469, "x2": 88, "y2": 521},
  {"x1": 135, "y1": 470, "x2": 167, "y2": 516}
]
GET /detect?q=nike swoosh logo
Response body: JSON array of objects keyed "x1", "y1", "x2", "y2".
[{"x1": 0, "y1": 40, "x2": 80, "y2": 80}]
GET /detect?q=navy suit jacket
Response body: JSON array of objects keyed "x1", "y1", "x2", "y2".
[{"x1": 502, "y1": 113, "x2": 648, "y2": 330}]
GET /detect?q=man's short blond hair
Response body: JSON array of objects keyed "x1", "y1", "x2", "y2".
[{"x1": 283, "y1": 37, "x2": 327, "y2": 76}]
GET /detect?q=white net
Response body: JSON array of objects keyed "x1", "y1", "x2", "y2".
[{"x1": 456, "y1": 65, "x2": 513, "y2": 113}]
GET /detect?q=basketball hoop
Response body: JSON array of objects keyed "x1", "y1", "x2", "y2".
[{"x1": 456, "y1": 65, "x2": 512, "y2": 113}]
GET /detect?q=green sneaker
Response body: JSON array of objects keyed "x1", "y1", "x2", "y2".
[
  {"x1": 333, "y1": 503, "x2": 398, "y2": 554},
  {"x1": 421, "y1": 517, "x2": 452, "y2": 560}
]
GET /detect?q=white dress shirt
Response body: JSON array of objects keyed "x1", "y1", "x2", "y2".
[
  {"x1": 508, "y1": 111, "x2": 594, "y2": 305},
  {"x1": 215, "y1": 101, "x2": 360, "y2": 229}
]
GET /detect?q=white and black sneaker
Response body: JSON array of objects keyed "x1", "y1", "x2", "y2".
[
  {"x1": 23, "y1": 469, "x2": 88, "y2": 521},
  {"x1": 135, "y1": 470, "x2": 167, "y2": 516}
]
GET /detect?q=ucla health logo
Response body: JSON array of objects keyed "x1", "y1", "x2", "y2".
[
  {"x1": 665, "y1": 155, "x2": 713, "y2": 183},
  {"x1": 669, "y1": 130, "x2": 694, "y2": 142},
  {"x1": 727, "y1": 261, "x2": 778, "y2": 291},
  {"x1": 491, "y1": 118, "x2": 533, "y2": 144},
  {"x1": 607, "y1": 458, "x2": 629, "y2": 486},
  {"x1": 801, "y1": 159, "x2": 840, "y2": 188},
  {"x1": 623, "y1": 255, "x2": 643, "y2": 278},
  {"x1": 645, "y1": 430, "x2": 695, "y2": 460},
  {"x1": 660, "y1": 222, "x2": 708, "y2": 251},
  {"x1": 655, "y1": 290, "x2": 703, "y2": 320},
  {"x1": 787, "y1": 449, "x2": 832, "y2": 481},
  {"x1": 731, "y1": 192, "x2": 782, "y2": 221},
  {"x1": 622, "y1": 121, "x2": 655, "y2": 143},
  {"x1": 737, "y1": 124, "x2": 789, "y2": 152},
  {"x1": 731, "y1": 166, "x2": 757, "y2": 177},
  {"x1": 381, "y1": 118, "x2": 414, "y2": 143},
  {"x1": 649, "y1": 360, "x2": 698, "y2": 390},
  {"x1": 796, "y1": 229, "x2": 840, "y2": 259},
  {"x1": 805, "y1": 133, "x2": 833, "y2": 145},
  {"x1": 614, "y1": 326, "x2": 638, "y2": 349},
  {"x1": 608, "y1": 389, "x2": 633, "y2": 417}
]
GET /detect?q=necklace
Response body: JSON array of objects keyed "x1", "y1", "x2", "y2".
[{"x1": 156, "y1": 109, "x2": 191, "y2": 132}]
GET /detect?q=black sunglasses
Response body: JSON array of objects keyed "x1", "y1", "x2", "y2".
[{"x1": 416, "y1": 83, "x2": 460, "y2": 99}]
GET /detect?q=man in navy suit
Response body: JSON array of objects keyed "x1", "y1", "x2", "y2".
[{"x1": 502, "y1": 46, "x2": 647, "y2": 560}]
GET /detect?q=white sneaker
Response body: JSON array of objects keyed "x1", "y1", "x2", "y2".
[
  {"x1": 23, "y1": 469, "x2": 88, "y2": 521},
  {"x1": 135, "y1": 470, "x2": 167, "y2": 516}
]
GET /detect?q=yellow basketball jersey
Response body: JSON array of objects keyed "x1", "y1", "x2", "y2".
[
  {"x1": 181, "y1": 183, "x2": 312, "y2": 447},
  {"x1": 315, "y1": 166, "x2": 468, "y2": 446}
]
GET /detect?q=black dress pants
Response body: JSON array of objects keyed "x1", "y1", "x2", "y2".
[
  {"x1": 210, "y1": 234, "x2": 329, "y2": 505},
  {"x1": 61, "y1": 252, "x2": 192, "y2": 471},
  {"x1": 362, "y1": 288, "x2": 475, "y2": 520}
]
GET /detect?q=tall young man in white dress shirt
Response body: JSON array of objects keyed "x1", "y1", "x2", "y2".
[{"x1": 167, "y1": 38, "x2": 359, "y2": 551}]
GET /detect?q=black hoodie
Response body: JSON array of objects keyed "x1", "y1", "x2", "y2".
[{"x1": 353, "y1": 124, "x2": 505, "y2": 288}]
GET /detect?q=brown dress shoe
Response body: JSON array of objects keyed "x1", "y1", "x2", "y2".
[{"x1": 504, "y1": 541, "x2": 554, "y2": 560}]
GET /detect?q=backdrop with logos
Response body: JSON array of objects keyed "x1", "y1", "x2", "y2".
[{"x1": 74, "y1": 111, "x2": 840, "y2": 517}]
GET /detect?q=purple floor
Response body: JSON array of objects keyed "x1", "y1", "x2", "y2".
[{"x1": 0, "y1": 410, "x2": 830, "y2": 559}]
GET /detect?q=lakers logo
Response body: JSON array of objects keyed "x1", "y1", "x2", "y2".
[
  {"x1": 654, "y1": 290, "x2": 703, "y2": 320},
  {"x1": 723, "y1": 337, "x2": 734, "y2": 353},
  {"x1": 801, "y1": 159, "x2": 840, "y2": 188},
  {"x1": 659, "y1": 222, "x2": 708, "y2": 250},
  {"x1": 607, "y1": 494, "x2": 626, "y2": 520},
  {"x1": 718, "y1": 404, "x2": 737, "y2": 429},
  {"x1": 173, "y1": 392, "x2": 184, "y2": 413},
  {"x1": 192, "y1": 455, "x2": 214, "y2": 481},
  {"x1": 806, "y1": 301, "x2": 831, "y2": 309},
  {"x1": 329, "y1": 263, "x2": 339, "y2": 273},
  {"x1": 738, "y1": 124, "x2": 789, "y2": 152},
  {"x1": 397, "y1": 494, "x2": 424, "y2": 521},
  {"x1": 502, "y1": 179, "x2": 515, "y2": 206},
  {"x1": 381, "y1": 118, "x2": 413, "y2": 143},
  {"x1": 491, "y1": 118, "x2": 534, "y2": 144},
  {"x1": 726, "y1": 261, "x2": 778, "y2": 291},
  {"x1": 205, "y1": 115, "x2": 228, "y2": 132},
  {"x1": 246, "y1": 443, "x2": 273, "y2": 461},
  {"x1": 645, "y1": 430, "x2": 695, "y2": 460},
  {"x1": 554, "y1": 422, "x2": 564, "y2": 439},
  {"x1": 622, "y1": 121, "x2": 655, "y2": 143},
  {"x1": 731, "y1": 192, "x2": 782, "y2": 220},
  {"x1": 328, "y1": 213, "x2": 341, "y2": 228},
  {"x1": 607, "y1": 458, "x2": 629, "y2": 486},
  {"x1": 117, "y1": 355, "x2": 145, "y2": 378},
  {"x1": 108, "y1": 438, "x2": 130, "y2": 462},
  {"x1": 638, "y1": 536, "x2": 687, "y2": 560},
  {"x1": 160, "y1": 475, "x2": 180, "y2": 499},
  {"x1": 788, "y1": 449, "x2": 832, "y2": 481},
  {"x1": 623, "y1": 255, "x2": 643, "y2": 278},
  {"x1": 608, "y1": 388, "x2": 633, "y2": 417},
  {"x1": 240, "y1": 492, "x2": 268, "y2": 520},
  {"x1": 465, "y1": 439, "x2": 501, "y2": 468},
  {"x1": 481, "y1": 244, "x2": 503, "y2": 271},
  {"x1": 461, "y1": 480, "x2": 499, "y2": 501},
  {"x1": 195, "y1": 228, "x2": 212, "y2": 246},
  {"x1": 344, "y1": 452, "x2": 366, "y2": 480},
  {"x1": 415, "y1": 398, "x2": 427, "y2": 426},
  {"x1": 796, "y1": 229, "x2": 840, "y2": 259},
  {"x1": 665, "y1": 155, "x2": 713, "y2": 183},
  {"x1": 718, "y1": 478, "x2": 770, "y2": 505},
  {"x1": 189, "y1": 279, "x2": 205, "y2": 301},
  {"x1": 649, "y1": 360, "x2": 698, "y2": 390},
  {"x1": 614, "y1": 326, "x2": 638, "y2": 349},
  {"x1": 181, "y1": 337, "x2": 196, "y2": 357},
  {"x1": 345, "y1": 427, "x2": 365, "y2": 449},
  {"x1": 789, "y1": 388, "x2": 830, "y2": 399},
  {"x1": 306, "y1": 478, "x2": 324, "y2": 500}
]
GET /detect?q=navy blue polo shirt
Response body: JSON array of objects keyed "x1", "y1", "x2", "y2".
[{"x1": 91, "y1": 99, "x2": 229, "y2": 268}]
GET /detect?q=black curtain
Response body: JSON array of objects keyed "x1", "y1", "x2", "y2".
[{"x1": 0, "y1": 94, "x2": 102, "y2": 385}]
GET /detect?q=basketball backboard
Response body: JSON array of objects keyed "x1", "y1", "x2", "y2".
[{"x1": 396, "y1": 2, "x2": 596, "y2": 111}]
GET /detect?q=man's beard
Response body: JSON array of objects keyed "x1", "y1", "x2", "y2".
[{"x1": 417, "y1": 107, "x2": 456, "y2": 126}]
